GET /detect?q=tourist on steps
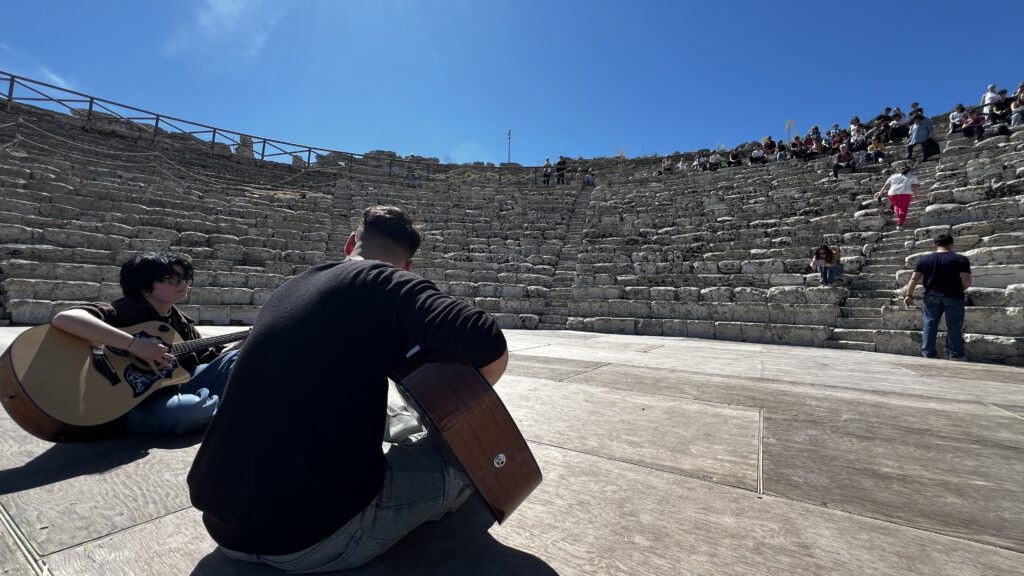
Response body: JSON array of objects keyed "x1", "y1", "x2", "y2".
[
  {"x1": 810, "y1": 245, "x2": 844, "y2": 286},
  {"x1": 876, "y1": 162, "x2": 919, "y2": 231},
  {"x1": 901, "y1": 234, "x2": 972, "y2": 360}
]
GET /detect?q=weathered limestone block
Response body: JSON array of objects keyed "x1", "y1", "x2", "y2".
[
  {"x1": 0, "y1": 198, "x2": 40, "y2": 216},
  {"x1": 518, "y1": 274, "x2": 551, "y2": 288},
  {"x1": 527, "y1": 286, "x2": 549, "y2": 299},
  {"x1": 769, "y1": 274, "x2": 805, "y2": 286},
  {"x1": 41, "y1": 228, "x2": 108, "y2": 250},
  {"x1": 213, "y1": 244, "x2": 245, "y2": 261},
  {"x1": 981, "y1": 232, "x2": 1024, "y2": 247},
  {"x1": 649, "y1": 287, "x2": 677, "y2": 301},
  {"x1": 7, "y1": 299, "x2": 55, "y2": 323},
  {"x1": 219, "y1": 288, "x2": 252, "y2": 306},
  {"x1": 962, "y1": 245, "x2": 1024, "y2": 265},
  {"x1": 128, "y1": 239, "x2": 169, "y2": 252},
  {"x1": 904, "y1": 251, "x2": 934, "y2": 269},
  {"x1": 229, "y1": 305, "x2": 260, "y2": 325},
  {"x1": 965, "y1": 334, "x2": 1024, "y2": 363},
  {"x1": 447, "y1": 282, "x2": 476, "y2": 297},
  {"x1": 649, "y1": 301, "x2": 704, "y2": 320},
  {"x1": 677, "y1": 287, "x2": 701, "y2": 302},
  {"x1": 499, "y1": 298, "x2": 543, "y2": 314},
  {"x1": 840, "y1": 256, "x2": 866, "y2": 274},
  {"x1": 692, "y1": 261, "x2": 718, "y2": 275},
  {"x1": 732, "y1": 287, "x2": 767, "y2": 303},
  {"x1": 709, "y1": 303, "x2": 769, "y2": 323},
  {"x1": 970, "y1": 201, "x2": 1021, "y2": 222},
  {"x1": 718, "y1": 260, "x2": 742, "y2": 274},
  {"x1": 767, "y1": 286, "x2": 807, "y2": 304},
  {"x1": 1, "y1": 278, "x2": 35, "y2": 299},
  {"x1": 99, "y1": 282, "x2": 122, "y2": 301},
  {"x1": 921, "y1": 204, "x2": 970, "y2": 226},
  {"x1": 473, "y1": 298, "x2": 501, "y2": 312},
  {"x1": 964, "y1": 287, "x2": 1005, "y2": 307},
  {"x1": 805, "y1": 286, "x2": 849, "y2": 305},
  {"x1": 701, "y1": 287, "x2": 733, "y2": 302},
  {"x1": 137, "y1": 226, "x2": 181, "y2": 242},
  {"x1": 243, "y1": 247, "x2": 282, "y2": 262},
  {"x1": 186, "y1": 287, "x2": 222, "y2": 305},
  {"x1": 501, "y1": 285, "x2": 527, "y2": 298},
  {"x1": 914, "y1": 225, "x2": 952, "y2": 241},
  {"x1": 843, "y1": 231, "x2": 882, "y2": 244},
  {"x1": 1007, "y1": 284, "x2": 1024, "y2": 306},
  {"x1": 972, "y1": 265, "x2": 1024, "y2": 288},
  {"x1": 49, "y1": 281, "x2": 101, "y2": 301},
  {"x1": 178, "y1": 232, "x2": 209, "y2": 247},
  {"x1": 766, "y1": 324, "x2": 830, "y2": 347},
  {"x1": 592, "y1": 317, "x2": 636, "y2": 335},
  {"x1": 199, "y1": 305, "x2": 231, "y2": 326},
  {"x1": 741, "y1": 259, "x2": 784, "y2": 274},
  {"x1": 252, "y1": 288, "x2": 275, "y2": 306},
  {"x1": 769, "y1": 304, "x2": 838, "y2": 326},
  {"x1": 262, "y1": 259, "x2": 295, "y2": 276},
  {"x1": 635, "y1": 318, "x2": 663, "y2": 336},
  {"x1": 210, "y1": 272, "x2": 246, "y2": 288},
  {"x1": 519, "y1": 314, "x2": 540, "y2": 330}
]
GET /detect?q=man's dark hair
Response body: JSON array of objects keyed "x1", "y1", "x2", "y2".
[
  {"x1": 119, "y1": 252, "x2": 194, "y2": 297},
  {"x1": 358, "y1": 205, "x2": 421, "y2": 257},
  {"x1": 934, "y1": 234, "x2": 955, "y2": 247}
]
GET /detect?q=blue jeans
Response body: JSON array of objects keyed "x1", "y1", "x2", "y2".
[
  {"x1": 220, "y1": 396, "x2": 473, "y2": 572},
  {"x1": 124, "y1": 349, "x2": 240, "y2": 435},
  {"x1": 921, "y1": 292, "x2": 966, "y2": 359},
  {"x1": 817, "y1": 263, "x2": 843, "y2": 285}
]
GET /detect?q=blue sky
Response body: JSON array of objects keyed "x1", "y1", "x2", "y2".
[{"x1": 2, "y1": 1, "x2": 1022, "y2": 166}]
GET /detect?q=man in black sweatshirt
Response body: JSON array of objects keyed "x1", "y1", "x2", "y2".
[{"x1": 188, "y1": 206, "x2": 508, "y2": 572}]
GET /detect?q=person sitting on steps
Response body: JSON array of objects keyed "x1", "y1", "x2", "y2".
[
  {"x1": 50, "y1": 252, "x2": 240, "y2": 436},
  {"x1": 810, "y1": 245, "x2": 844, "y2": 286},
  {"x1": 187, "y1": 205, "x2": 509, "y2": 573}
]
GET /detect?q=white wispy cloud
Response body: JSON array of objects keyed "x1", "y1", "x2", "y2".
[
  {"x1": 163, "y1": 0, "x2": 290, "y2": 59},
  {"x1": 40, "y1": 67, "x2": 69, "y2": 89}
]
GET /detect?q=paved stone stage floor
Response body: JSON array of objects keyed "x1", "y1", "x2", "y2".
[{"x1": 0, "y1": 327, "x2": 1022, "y2": 575}]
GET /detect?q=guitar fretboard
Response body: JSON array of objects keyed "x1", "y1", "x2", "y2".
[{"x1": 169, "y1": 330, "x2": 249, "y2": 357}]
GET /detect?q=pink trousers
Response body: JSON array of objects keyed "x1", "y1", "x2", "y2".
[{"x1": 889, "y1": 193, "x2": 912, "y2": 226}]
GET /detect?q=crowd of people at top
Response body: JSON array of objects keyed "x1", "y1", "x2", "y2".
[{"x1": 648, "y1": 81, "x2": 1024, "y2": 179}]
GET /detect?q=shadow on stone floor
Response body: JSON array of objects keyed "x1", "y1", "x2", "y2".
[
  {"x1": 190, "y1": 495, "x2": 559, "y2": 575},
  {"x1": 0, "y1": 432, "x2": 201, "y2": 496}
]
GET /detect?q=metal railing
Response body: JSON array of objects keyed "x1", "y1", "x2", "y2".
[{"x1": 0, "y1": 70, "x2": 583, "y2": 188}]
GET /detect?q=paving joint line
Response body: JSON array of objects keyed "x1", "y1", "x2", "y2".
[
  {"x1": 0, "y1": 501, "x2": 48, "y2": 575},
  {"x1": 757, "y1": 408, "x2": 764, "y2": 495},
  {"x1": 984, "y1": 402, "x2": 1024, "y2": 420},
  {"x1": 39, "y1": 505, "x2": 192, "y2": 558}
]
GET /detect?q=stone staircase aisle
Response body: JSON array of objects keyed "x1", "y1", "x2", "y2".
[
  {"x1": 539, "y1": 186, "x2": 593, "y2": 329},
  {"x1": 825, "y1": 227, "x2": 922, "y2": 350}
]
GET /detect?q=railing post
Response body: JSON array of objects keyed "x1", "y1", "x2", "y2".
[
  {"x1": 85, "y1": 97, "x2": 94, "y2": 126},
  {"x1": 211, "y1": 128, "x2": 217, "y2": 153},
  {"x1": 5, "y1": 76, "x2": 14, "y2": 112},
  {"x1": 260, "y1": 139, "x2": 266, "y2": 161},
  {"x1": 306, "y1": 148, "x2": 312, "y2": 166},
  {"x1": 152, "y1": 115, "x2": 160, "y2": 143}
]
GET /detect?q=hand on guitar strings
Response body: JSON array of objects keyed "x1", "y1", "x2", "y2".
[{"x1": 128, "y1": 337, "x2": 176, "y2": 372}]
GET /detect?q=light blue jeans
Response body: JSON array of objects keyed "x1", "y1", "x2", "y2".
[
  {"x1": 921, "y1": 292, "x2": 966, "y2": 359},
  {"x1": 124, "y1": 349, "x2": 240, "y2": 435},
  {"x1": 817, "y1": 262, "x2": 844, "y2": 285},
  {"x1": 220, "y1": 396, "x2": 474, "y2": 573}
]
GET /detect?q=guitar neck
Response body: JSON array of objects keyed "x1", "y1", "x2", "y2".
[{"x1": 169, "y1": 330, "x2": 249, "y2": 357}]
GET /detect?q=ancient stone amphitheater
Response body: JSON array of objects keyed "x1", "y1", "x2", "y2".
[{"x1": 1, "y1": 83, "x2": 1021, "y2": 364}]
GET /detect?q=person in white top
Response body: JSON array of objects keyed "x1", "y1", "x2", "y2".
[
  {"x1": 981, "y1": 84, "x2": 999, "y2": 114},
  {"x1": 875, "y1": 163, "x2": 920, "y2": 231}
]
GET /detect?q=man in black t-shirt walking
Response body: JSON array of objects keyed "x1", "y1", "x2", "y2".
[
  {"x1": 187, "y1": 206, "x2": 509, "y2": 572},
  {"x1": 902, "y1": 234, "x2": 973, "y2": 360}
]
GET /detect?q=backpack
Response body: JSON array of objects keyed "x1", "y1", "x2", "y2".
[{"x1": 829, "y1": 245, "x2": 842, "y2": 262}]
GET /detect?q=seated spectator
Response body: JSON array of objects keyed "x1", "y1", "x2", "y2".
[
  {"x1": 727, "y1": 151, "x2": 743, "y2": 167},
  {"x1": 1011, "y1": 92, "x2": 1024, "y2": 127},
  {"x1": 888, "y1": 111, "x2": 909, "y2": 141},
  {"x1": 906, "y1": 111, "x2": 934, "y2": 162},
  {"x1": 910, "y1": 102, "x2": 923, "y2": 116},
  {"x1": 1015, "y1": 81, "x2": 1024, "y2": 100},
  {"x1": 708, "y1": 151, "x2": 722, "y2": 171},
  {"x1": 865, "y1": 117, "x2": 889, "y2": 144},
  {"x1": 763, "y1": 137, "x2": 777, "y2": 157},
  {"x1": 660, "y1": 155, "x2": 674, "y2": 175},
  {"x1": 789, "y1": 136, "x2": 805, "y2": 160},
  {"x1": 775, "y1": 142, "x2": 788, "y2": 161},
  {"x1": 693, "y1": 153, "x2": 709, "y2": 171},
  {"x1": 990, "y1": 89, "x2": 1012, "y2": 124},
  {"x1": 675, "y1": 156, "x2": 689, "y2": 172},
  {"x1": 948, "y1": 103, "x2": 966, "y2": 134},
  {"x1": 821, "y1": 130, "x2": 834, "y2": 156},
  {"x1": 981, "y1": 83, "x2": 998, "y2": 114},
  {"x1": 810, "y1": 245, "x2": 843, "y2": 286},
  {"x1": 803, "y1": 134, "x2": 821, "y2": 161},
  {"x1": 581, "y1": 168, "x2": 595, "y2": 189},
  {"x1": 749, "y1": 145, "x2": 766, "y2": 165},
  {"x1": 866, "y1": 137, "x2": 886, "y2": 163},
  {"x1": 848, "y1": 117, "x2": 867, "y2": 151},
  {"x1": 832, "y1": 144, "x2": 857, "y2": 178},
  {"x1": 962, "y1": 109, "x2": 986, "y2": 141}
]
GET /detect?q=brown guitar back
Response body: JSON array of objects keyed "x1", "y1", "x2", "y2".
[{"x1": 391, "y1": 353, "x2": 541, "y2": 524}]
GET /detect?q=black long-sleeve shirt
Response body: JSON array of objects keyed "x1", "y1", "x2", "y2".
[{"x1": 187, "y1": 259, "x2": 506, "y2": 555}]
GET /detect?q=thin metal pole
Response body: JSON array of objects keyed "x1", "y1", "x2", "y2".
[
  {"x1": 507, "y1": 129, "x2": 511, "y2": 164},
  {"x1": 5, "y1": 77, "x2": 14, "y2": 112},
  {"x1": 306, "y1": 148, "x2": 312, "y2": 166},
  {"x1": 85, "y1": 97, "x2": 94, "y2": 126},
  {"x1": 152, "y1": 115, "x2": 160, "y2": 142},
  {"x1": 211, "y1": 127, "x2": 218, "y2": 153},
  {"x1": 260, "y1": 140, "x2": 266, "y2": 161}
]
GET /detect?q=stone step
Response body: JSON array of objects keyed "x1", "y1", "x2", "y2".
[
  {"x1": 861, "y1": 264, "x2": 902, "y2": 273},
  {"x1": 536, "y1": 323, "x2": 565, "y2": 330},
  {"x1": 823, "y1": 340, "x2": 877, "y2": 352},
  {"x1": 539, "y1": 314, "x2": 568, "y2": 325},
  {"x1": 835, "y1": 317, "x2": 879, "y2": 329},
  {"x1": 842, "y1": 307, "x2": 882, "y2": 319},
  {"x1": 830, "y1": 328, "x2": 876, "y2": 343},
  {"x1": 848, "y1": 289, "x2": 895, "y2": 298},
  {"x1": 844, "y1": 297, "x2": 891, "y2": 307}
]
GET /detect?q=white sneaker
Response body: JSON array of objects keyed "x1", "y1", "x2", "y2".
[{"x1": 895, "y1": 226, "x2": 903, "y2": 231}]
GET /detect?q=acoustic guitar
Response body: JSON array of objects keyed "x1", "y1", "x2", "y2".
[
  {"x1": 391, "y1": 349, "x2": 542, "y2": 524},
  {"x1": 0, "y1": 321, "x2": 249, "y2": 442}
]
